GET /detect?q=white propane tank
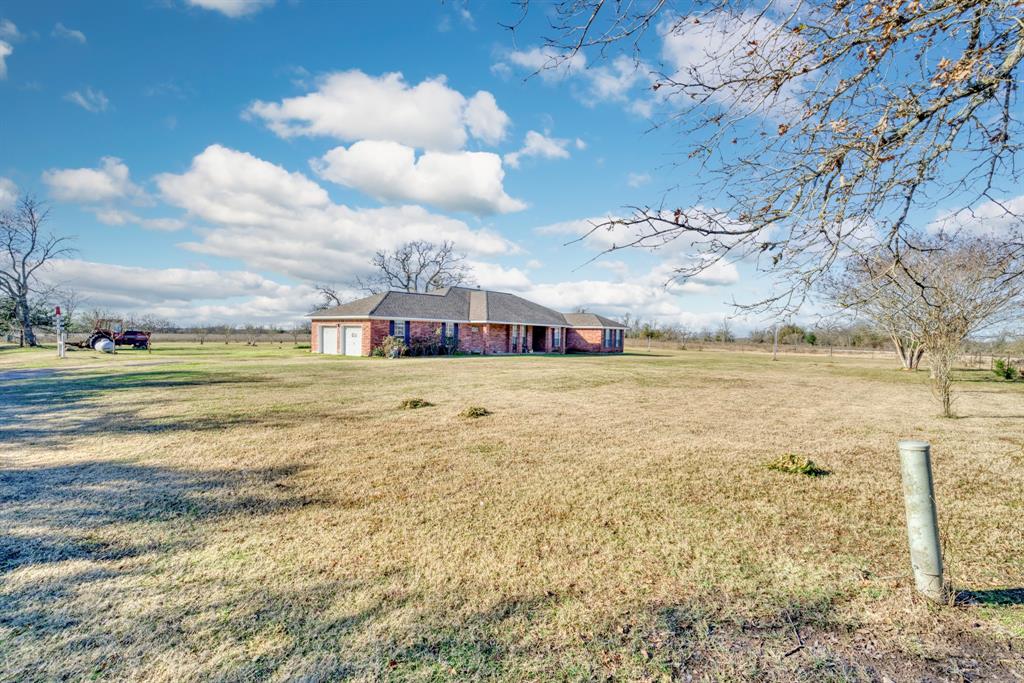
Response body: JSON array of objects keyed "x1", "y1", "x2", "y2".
[{"x1": 93, "y1": 338, "x2": 115, "y2": 353}]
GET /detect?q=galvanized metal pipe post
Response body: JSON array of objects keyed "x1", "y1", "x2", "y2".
[{"x1": 898, "y1": 440, "x2": 945, "y2": 603}]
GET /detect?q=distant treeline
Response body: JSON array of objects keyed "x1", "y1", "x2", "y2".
[{"x1": 620, "y1": 315, "x2": 1023, "y2": 356}]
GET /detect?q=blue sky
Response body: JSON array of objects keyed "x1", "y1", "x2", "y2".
[{"x1": 1, "y1": 0, "x2": 768, "y2": 328}]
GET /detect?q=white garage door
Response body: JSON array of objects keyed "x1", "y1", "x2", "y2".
[
  {"x1": 343, "y1": 326, "x2": 363, "y2": 356},
  {"x1": 320, "y1": 326, "x2": 339, "y2": 355}
]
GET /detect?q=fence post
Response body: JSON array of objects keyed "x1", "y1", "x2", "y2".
[{"x1": 898, "y1": 440, "x2": 945, "y2": 603}]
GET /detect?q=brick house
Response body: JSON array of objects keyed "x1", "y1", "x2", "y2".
[{"x1": 309, "y1": 286, "x2": 627, "y2": 356}]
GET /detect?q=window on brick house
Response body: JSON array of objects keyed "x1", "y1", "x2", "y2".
[
  {"x1": 392, "y1": 319, "x2": 409, "y2": 343},
  {"x1": 553, "y1": 327, "x2": 561, "y2": 349}
]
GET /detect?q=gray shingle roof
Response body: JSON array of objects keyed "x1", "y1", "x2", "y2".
[
  {"x1": 482, "y1": 290, "x2": 568, "y2": 326},
  {"x1": 561, "y1": 312, "x2": 627, "y2": 329},
  {"x1": 371, "y1": 288, "x2": 471, "y2": 320},
  {"x1": 310, "y1": 286, "x2": 626, "y2": 328},
  {"x1": 312, "y1": 292, "x2": 387, "y2": 317}
]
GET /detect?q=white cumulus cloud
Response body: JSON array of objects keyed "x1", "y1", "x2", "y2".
[
  {"x1": 0, "y1": 177, "x2": 17, "y2": 208},
  {"x1": 496, "y1": 46, "x2": 587, "y2": 82},
  {"x1": 467, "y1": 261, "x2": 532, "y2": 290},
  {"x1": 0, "y1": 19, "x2": 21, "y2": 41},
  {"x1": 535, "y1": 214, "x2": 628, "y2": 250},
  {"x1": 660, "y1": 11, "x2": 807, "y2": 117},
  {"x1": 246, "y1": 70, "x2": 509, "y2": 151},
  {"x1": 156, "y1": 144, "x2": 518, "y2": 282},
  {"x1": 627, "y1": 172, "x2": 651, "y2": 188},
  {"x1": 494, "y1": 47, "x2": 652, "y2": 114},
  {"x1": 312, "y1": 140, "x2": 525, "y2": 215},
  {"x1": 186, "y1": 0, "x2": 275, "y2": 18},
  {"x1": 0, "y1": 41, "x2": 11, "y2": 80},
  {"x1": 504, "y1": 130, "x2": 573, "y2": 169},
  {"x1": 463, "y1": 91, "x2": 509, "y2": 145},
  {"x1": 43, "y1": 157, "x2": 142, "y2": 203}
]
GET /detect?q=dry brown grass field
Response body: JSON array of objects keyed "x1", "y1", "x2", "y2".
[{"x1": 1, "y1": 343, "x2": 1021, "y2": 682}]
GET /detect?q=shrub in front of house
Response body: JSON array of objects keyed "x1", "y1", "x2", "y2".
[{"x1": 373, "y1": 335, "x2": 407, "y2": 358}]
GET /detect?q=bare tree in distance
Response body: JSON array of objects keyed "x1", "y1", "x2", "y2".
[
  {"x1": 51, "y1": 287, "x2": 86, "y2": 333},
  {"x1": 316, "y1": 240, "x2": 475, "y2": 306},
  {"x1": 828, "y1": 234, "x2": 1024, "y2": 416},
  {"x1": 0, "y1": 196, "x2": 75, "y2": 346},
  {"x1": 825, "y1": 258, "x2": 927, "y2": 370},
  {"x1": 511, "y1": 0, "x2": 1024, "y2": 312}
]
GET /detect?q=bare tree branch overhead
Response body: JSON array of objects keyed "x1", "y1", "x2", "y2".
[
  {"x1": 0, "y1": 195, "x2": 76, "y2": 347},
  {"x1": 515, "y1": 0, "x2": 1024, "y2": 312}
]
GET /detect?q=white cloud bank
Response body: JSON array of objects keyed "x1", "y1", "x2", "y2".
[
  {"x1": 43, "y1": 258, "x2": 318, "y2": 325},
  {"x1": 313, "y1": 141, "x2": 525, "y2": 215},
  {"x1": 156, "y1": 144, "x2": 517, "y2": 281},
  {"x1": 43, "y1": 157, "x2": 142, "y2": 203},
  {"x1": 247, "y1": 70, "x2": 509, "y2": 151}
]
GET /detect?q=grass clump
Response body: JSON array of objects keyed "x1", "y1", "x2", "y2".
[
  {"x1": 766, "y1": 453, "x2": 830, "y2": 477},
  {"x1": 459, "y1": 406, "x2": 492, "y2": 418},
  {"x1": 398, "y1": 398, "x2": 433, "y2": 410}
]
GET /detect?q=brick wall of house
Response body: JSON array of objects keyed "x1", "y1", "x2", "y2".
[
  {"x1": 408, "y1": 321, "x2": 440, "y2": 343},
  {"x1": 459, "y1": 323, "x2": 510, "y2": 354},
  {"x1": 368, "y1": 319, "x2": 391, "y2": 353},
  {"x1": 311, "y1": 320, "x2": 373, "y2": 355},
  {"x1": 566, "y1": 327, "x2": 622, "y2": 353},
  {"x1": 312, "y1": 319, "x2": 620, "y2": 356}
]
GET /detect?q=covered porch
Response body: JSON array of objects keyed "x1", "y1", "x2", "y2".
[{"x1": 505, "y1": 323, "x2": 565, "y2": 354}]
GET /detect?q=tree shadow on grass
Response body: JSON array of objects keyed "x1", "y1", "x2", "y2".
[
  {"x1": 0, "y1": 461, "x2": 328, "y2": 573},
  {"x1": 957, "y1": 588, "x2": 1024, "y2": 606},
  {"x1": 0, "y1": 368, "x2": 266, "y2": 449},
  {"x1": 0, "y1": 459, "x2": 344, "y2": 680}
]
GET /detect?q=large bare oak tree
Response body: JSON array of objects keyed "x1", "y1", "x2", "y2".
[
  {"x1": 0, "y1": 196, "x2": 75, "y2": 347},
  {"x1": 316, "y1": 240, "x2": 475, "y2": 308}
]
